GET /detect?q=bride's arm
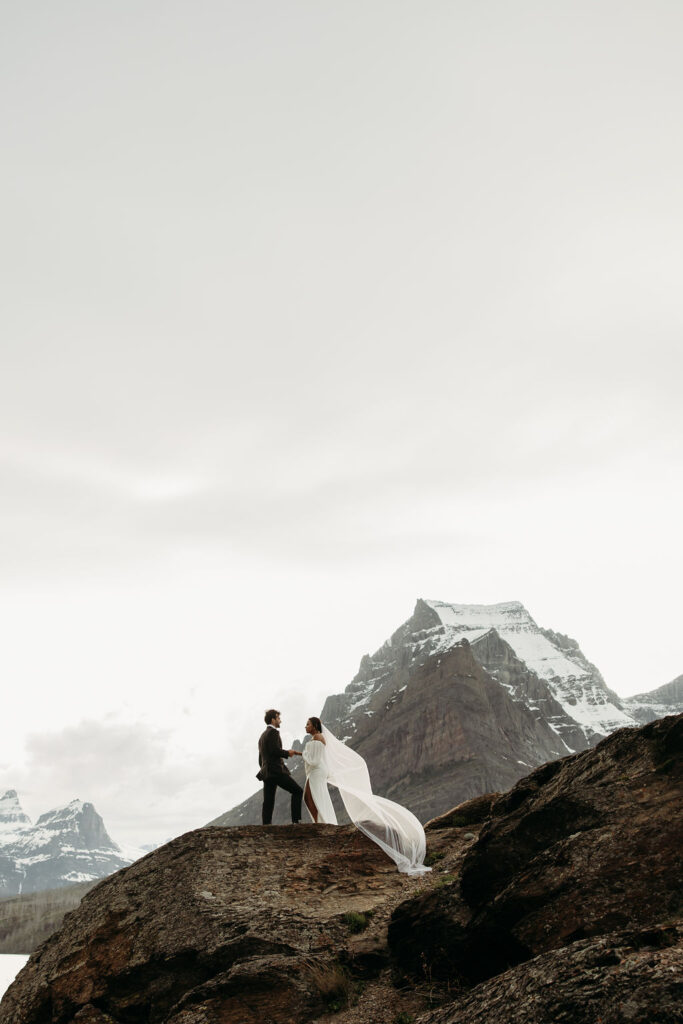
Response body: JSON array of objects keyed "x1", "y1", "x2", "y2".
[{"x1": 303, "y1": 739, "x2": 324, "y2": 765}]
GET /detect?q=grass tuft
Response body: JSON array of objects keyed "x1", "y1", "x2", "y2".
[
  {"x1": 303, "y1": 958, "x2": 353, "y2": 1012},
  {"x1": 343, "y1": 911, "x2": 371, "y2": 933}
]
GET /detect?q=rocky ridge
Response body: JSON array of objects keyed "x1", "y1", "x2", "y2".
[
  {"x1": 624, "y1": 674, "x2": 683, "y2": 724},
  {"x1": 2, "y1": 714, "x2": 681, "y2": 1024},
  {"x1": 0, "y1": 792, "x2": 134, "y2": 898}
]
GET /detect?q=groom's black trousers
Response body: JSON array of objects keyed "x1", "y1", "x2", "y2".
[{"x1": 262, "y1": 772, "x2": 303, "y2": 824}]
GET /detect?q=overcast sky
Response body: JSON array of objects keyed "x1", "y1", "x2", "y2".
[{"x1": 1, "y1": 1, "x2": 681, "y2": 849}]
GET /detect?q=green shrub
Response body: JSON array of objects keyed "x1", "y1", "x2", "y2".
[
  {"x1": 343, "y1": 911, "x2": 370, "y2": 933},
  {"x1": 424, "y1": 849, "x2": 445, "y2": 866}
]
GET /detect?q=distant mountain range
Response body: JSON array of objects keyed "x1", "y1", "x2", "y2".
[
  {"x1": 0, "y1": 791, "x2": 137, "y2": 898},
  {"x1": 213, "y1": 599, "x2": 682, "y2": 827}
]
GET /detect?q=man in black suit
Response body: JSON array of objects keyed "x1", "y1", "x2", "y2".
[{"x1": 258, "y1": 709, "x2": 303, "y2": 824}]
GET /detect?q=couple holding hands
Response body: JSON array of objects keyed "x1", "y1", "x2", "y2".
[
  {"x1": 257, "y1": 707, "x2": 430, "y2": 876},
  {"x1": 257, "y1": 709, "x2": 337, "y2": 826}
]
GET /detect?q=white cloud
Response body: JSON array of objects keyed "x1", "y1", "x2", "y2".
[{"x1": 10, "y1": 718, "x2": 248, "y2": 848}]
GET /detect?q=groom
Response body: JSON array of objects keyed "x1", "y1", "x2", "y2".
[{"x1": 257, "y1": 709, "x2": 303, "y2": 824}]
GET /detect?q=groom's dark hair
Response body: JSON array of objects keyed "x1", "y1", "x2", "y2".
[{"x1": 264, "y1": 709, "x2": 280, "y2": 725}]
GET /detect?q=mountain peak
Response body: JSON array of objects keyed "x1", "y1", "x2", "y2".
[
  {"x1": 424, "y1": 598, "x2": 535, "y2": 628},
  {"x1": 0, "y1": 795, "x2": 128, "y2": 896},
  {"x1": 426, "y1": 598, "x2": 526, "y2": 611},
  {"x1": 0, "y1": 789, "x2": 32, "y2": 825},
  {"x1": 35, "y1": 800, "x2": 114, "y2": 844},
  {"x1": 420, "y1": 597, "x2": 634, "y2": 739},
  {"x1": 37, "y1": 800, "x2": 85, "y2": 824}
]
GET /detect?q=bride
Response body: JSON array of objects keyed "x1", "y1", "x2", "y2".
[
  {"x1": 302, "y1": 716, "x2": 430, "y2": 876},
  {"x1": 302, "y1": 716, "x2": 338, "y2": 824}
]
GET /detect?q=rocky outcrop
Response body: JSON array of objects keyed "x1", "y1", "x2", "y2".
[
  {"x1": 417, "y1": 923, "x2": 683, "y2": 1024},
  {"x1": 0, "y1": 824, "x2": 433, "y2": 1024},
  {"x1": 424, "y1": 792, "x2": 500, "y2": 831},
  {"x1": 0, "y1": 794, "x2": 133, "y2": 898},
  {"x1": 3, "y1": 715, "x2": 681, "y2": 1024},
  {"x1": 388, "y1": 714, "x2": 683, "y2": 986}
]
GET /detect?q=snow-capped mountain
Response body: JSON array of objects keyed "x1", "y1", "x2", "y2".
[
  {"x1": 0, "y1": 791, "x2": 136, "y2": 898},
  {"x1": 422, "y1": 600, "x2": 636, "y2": 744},
  {"x1": 322, "y1": 600, "x2": 616, "y2": 753},
  {"x1": 0, "y1": 792, "x2": 30, "y2": 827},
  {"x1": 213, "y1": 598, "x2": 682, "y2": 828}
]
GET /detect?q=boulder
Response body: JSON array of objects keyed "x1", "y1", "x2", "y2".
[
  {"x1": 424, "y1": 792, "x2": 499, "y2": 831},
  {"x1": 416, "y1": 923, "x2": 683, "y2": 1024},
  {"x1": 389, "y1": 714, "x2": 682, "y2": 985},
  {"x1": 1, "y1": 824, "x2": 417, "y2": 1024}
]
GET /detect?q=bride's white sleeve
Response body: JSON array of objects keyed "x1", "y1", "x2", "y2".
[{"x1": 303, "y1": 740, "x2": 324, "y2": 767}]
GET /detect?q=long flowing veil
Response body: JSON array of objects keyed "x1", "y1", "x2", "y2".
[{"x1": 322, "y1": 725, "x2": 431, "y2": 875}]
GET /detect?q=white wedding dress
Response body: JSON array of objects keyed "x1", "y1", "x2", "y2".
[
  {"x1": 303, "y1": 737, "x2": 338, "y2": 824},
  {"x1": 304, "y1": 726, "x2": 431, "y2": 876}
]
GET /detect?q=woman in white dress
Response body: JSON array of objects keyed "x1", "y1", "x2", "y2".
[
  {"x1": 302, "y1": 716, "x2": 337, "y2": 824},
  {"x1": 302, "y1": 716, "x2": 430, "y2": 875}
]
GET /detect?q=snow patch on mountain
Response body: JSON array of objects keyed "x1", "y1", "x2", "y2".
[{"x1": 425, "y1": 600, "x2": 636, "y2": 740}]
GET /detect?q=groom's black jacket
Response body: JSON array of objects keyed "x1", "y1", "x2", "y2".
[{"x1": 258, "y1": 726, "x2": 293, "y2": 780}]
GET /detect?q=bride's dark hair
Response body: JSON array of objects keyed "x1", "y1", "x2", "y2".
[{"x1": 308, "y1": 716, "x2": 323, "y2": 733}]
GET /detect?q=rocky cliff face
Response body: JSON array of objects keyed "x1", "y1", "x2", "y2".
[
  {"x1": 0, "y1": 793, "x2": 133, "y2": 898},
  {"x1": 2, "y1": 715, "x2": 681, "y2": 1024},
  {"x1": 390, "y1": 714, "x2": 683, "y2": 988},
  {"x1": 215, "y1": 599, "x2": 682, "y2": 828}
]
